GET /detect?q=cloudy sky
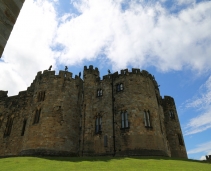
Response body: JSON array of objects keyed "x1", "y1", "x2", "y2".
[{"x1": 0, "y1": 0, "x2": 211, "y2": 160}]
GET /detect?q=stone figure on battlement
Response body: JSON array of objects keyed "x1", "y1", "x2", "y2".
[{"x1": 48, "y1": 65, "x2": 52, "y2": 71}]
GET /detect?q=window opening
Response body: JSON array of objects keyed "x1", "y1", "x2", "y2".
[
  {"x1": 144, "y1": 110, "x2": 151, "y2": 127},
  {"x1": 178, "y1": 133, "x2": 184, "y2": 145},
  {"x1": 121, "y1": 111, "x2": 129, "y2": 128},
  {"x1": 97, "y1": 89, "x2": 103, "y2": 97},
  {"x1": 37, "y1": 91, "x2": 45, "y2": 102},
  {"x1": 4, "y1": 117, "x2": 14, "y2": 137},
  {"x1": 95, "y1": 116, "x2": 102, "y2": 134},
  {"x1": 116, "y1": 83, "x2": 124, "y2": 92},
  {"x1": 104, "y1": 135, "x2": 108, "y2": 147},
  {"x1": 169, "y1": 110, "x2": 175, "y2": 119},
  {"x1": 34, "y1": 109, "x2": 41, "y2": 124},
  {"x1": 21, "y1": 119, "x2": 27, "y2": 136}
]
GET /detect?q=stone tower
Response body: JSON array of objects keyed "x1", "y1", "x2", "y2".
[
  {"x1": 0, "y1": 0, "x2": 25, "y2": 57},
  {"x1": 162, "y1": 96, "x2": 187, "y2": 158}
]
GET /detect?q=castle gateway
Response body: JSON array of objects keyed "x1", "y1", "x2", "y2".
[{"x1": 0, "y1": 65, "x2": 187, "y2": 158}]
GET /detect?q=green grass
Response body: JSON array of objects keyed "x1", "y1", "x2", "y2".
[{"x1": 0, "y1": 156, "x2": 210, "y2": 171}]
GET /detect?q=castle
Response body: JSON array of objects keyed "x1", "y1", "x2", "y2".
[{"x1": 0, "y1": 65, "x2": 187, "y2": 158}]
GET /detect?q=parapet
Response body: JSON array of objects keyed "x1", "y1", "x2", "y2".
[
  {"x1": 0, "y1": 91, "x2": 8, "y2": 98},
  {"x1": 83, "y1": 65, "x2": 99, "y2": 77},
  {"x1": 162, "y1": 96, "x2": 175, "y2": 106},
  {"x1": 34, "y1": 70, "x2": 77, "y2": 81},
  {"x1": 101, "y1": 68, "x2": 159, "y2": 90}
]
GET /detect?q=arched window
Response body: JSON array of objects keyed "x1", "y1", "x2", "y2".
[
  {"x1": 21, "y1": 119, "x2": 27, "y2": 136},
  {"x1": 4, "y1": 116, "x2": 14, "y2": 137},
  {"x1": 33, "y1": 109, "x2": 41, "y2": 124},
  {"x1": 95, "y1": 115, "x2": 102, "y2": 134},
  {"x1": 121, "y1": 111, "x2": 129, "y2": 128},
  {"x1": 144, "y1": 110, "x2": 151, "y2": 127}
]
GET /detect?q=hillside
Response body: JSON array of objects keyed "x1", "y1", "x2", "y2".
[{"x1": 0, "y1": 156, "x2": 210, "y2": 171}]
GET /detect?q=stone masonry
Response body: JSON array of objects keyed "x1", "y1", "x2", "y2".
[
  {"x1": 0, "y1": 0, "x2": 25, "y2": 57},
  {"x1": 0, "y1": 65, "x2": 187, "y2": 158}
]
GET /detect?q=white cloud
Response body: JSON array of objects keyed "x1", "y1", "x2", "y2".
[
  {"x1": 1, "y1": 0, "x2": 58, "y2": 96},
  {"x1": 55, "y1": 0, "x2": 211, "y2": 71},
  {"x1": 188, "y1": 140, "x2": 211, "y2": 160},
  {"x1": 184, "y1": 75, "x2": 211, "y2": 135}
]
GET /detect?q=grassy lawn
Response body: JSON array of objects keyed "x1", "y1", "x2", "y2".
[{"x1": 0, "y1": 156, "x2": 210, "y2": 171}]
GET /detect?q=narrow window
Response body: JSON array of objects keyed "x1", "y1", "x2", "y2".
[
  {"x1": 21, "y1": 119, "x2": 27, "y2": 136},
  {"x1": 95, "y1": 116, "x2": 102, "y2": 134},
  {"x1": 42, "y1": 91, "x2": 45, "y2": 101},
  {"x1": 104, "y1": 135, "x2": 108, "y2": 147},
  {"x1": 100, "y1": 89, "x2": 103, "y2": 96},
  {"x1": 97, "y1": 89, "x2": 103, "y2": 97},
  {"x1": 144, "y1": 110, "x2": 151, "y2": 127},
  {"x1": 38, "y1": 91, "x2": 45, "y2": 102},
  {"x1": 121, "y1": 112, "x2": 125, "y2": 128},
  {"x1": 34, "y1": 109, "x2": 41, "y2": 124},
  {"x1": 120, "y1": 83, "x2": 124, "y2": 91},
  {"x1": 116, "y1": 83, "x2": 124, "y2": 92},
  {"x1": 178, "y1": 133, "x2": 184, "y2": 145},
  {"x1": 169, "y1": 110, "x2": 175, "y2": 119},
  {"x1": 121, "y1": 111, "x2": 129, "y2": 129},
  {"x1": 4, "y1": 117, "x2": 14, "y2": 137}
]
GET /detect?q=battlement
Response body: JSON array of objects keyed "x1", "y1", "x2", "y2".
[
  {"x1": 0, "y1": 91, "x2": 8, "y2": 98},
  {"x1": 162, "y1": 96, "x2": 175, "y2": 106},
  {"x1": 100, "y1": 68, "x2": 159, "y2": 90},
  {"x1": 83, "y1": 65, "x2": 99, "y2": 78},
  {"x1": 35, "y1": 70, "x2": 82, "y2": 81}
]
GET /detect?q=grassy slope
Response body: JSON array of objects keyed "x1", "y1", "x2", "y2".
[{"x1": 0, "y1": 156, "x2": 210, "y2": 171}]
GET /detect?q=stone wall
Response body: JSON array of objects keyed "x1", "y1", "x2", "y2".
[{"x1": 0, "y1": 0, "x2": 25, "y2": 57}]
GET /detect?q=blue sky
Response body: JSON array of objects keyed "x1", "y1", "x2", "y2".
[{"x1": 0, "y1": 0, "x2": 211, "y2": 160}]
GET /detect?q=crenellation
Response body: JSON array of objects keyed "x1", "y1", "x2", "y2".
[
  {"x1": 132, "y1": 68, "x2": 141, "y2": 74},
  {"x1": 0, "y1": 65, "x2": 187, "y2": 158},
  {"x1": 0, "y1": 91, "x2": 8, "y2": 98}
]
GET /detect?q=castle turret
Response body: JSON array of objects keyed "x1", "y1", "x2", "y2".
[
  {"x1": 162, "y1": 96, "x2": 187, "y2": 158},
  {"x1": 20, "y1": 70, "x2": 83, "y2": 156}
]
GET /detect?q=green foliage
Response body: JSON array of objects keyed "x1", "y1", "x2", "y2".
[{"x1": 0, "y1": 156, "x2": 210, "y2": 171}]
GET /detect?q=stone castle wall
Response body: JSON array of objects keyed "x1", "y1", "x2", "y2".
[
  {"x1": 0, "y1": 65, "x2": 187, "y2": 158},
  {"x1": 0, "y1": 0, "x2": 25, "y2": 57}
]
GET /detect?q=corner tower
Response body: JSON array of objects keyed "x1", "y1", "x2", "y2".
[{"x1": 162, "y1": 96, "x2": 187, "y2": 158}]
